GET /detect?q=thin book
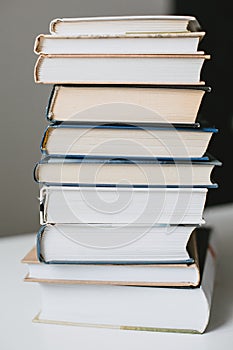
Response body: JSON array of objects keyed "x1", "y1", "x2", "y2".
[
  {"x1": 49, "y1": 15, "x2": 201, "y2": 35},
  {"x1": 34, "y1": 32, "x2": 205, "y2": 55}
]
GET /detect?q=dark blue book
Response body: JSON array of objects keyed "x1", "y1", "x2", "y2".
[{"x1": 34, "y1": 155, "x2": 221, "y2": 188}]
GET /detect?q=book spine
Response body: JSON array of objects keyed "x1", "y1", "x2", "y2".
[
  {"x1": 36, "y1": 225, "x2": 47, "y2": 262},
  {"x1": 34, "y1": 56, "x2": 44, "y2": 83},
  {"x1": 45, "y1": 85, "x2": 60, "y2": 122},
  {"x1": 40, "y1": 126, "x2": 52, "y2": 154},
  {"x1": 34, "y1": 35, "x2": 44, "y2": 55},
  {"x1": 49, "y1": 18, "x2": 61, "y2": 34},
  {"x1": 40, "y1": 187, "x2": 49, "y2": 224},
  {"x1": 33, "y1": 161, "x2": 40, "y2": 183}
]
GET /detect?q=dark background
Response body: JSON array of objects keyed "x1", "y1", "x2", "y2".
[{"x1": 176, "y1": 0, "x2": 233, "y2": 205}]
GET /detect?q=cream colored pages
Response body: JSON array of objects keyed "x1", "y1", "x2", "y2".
[{"x1": 48, "y1": 85, "x2": 206, "y2": 123}]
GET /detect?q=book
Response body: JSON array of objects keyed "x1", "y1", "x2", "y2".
[
  {"x1": 49, "y1": 15, "x2": 201, "y2": 36},
  {"x1": 34, "y1": 53, "x2": 209, "y2": 85},
  {"x1": 40, "y1": 186, "x2": 208, "y2": 225},
  {"x1": 34, "y1": 32, "x2": 205, "y2": 55},
  {"x1": 25, "y1": 14, "x2": 218, "y2": 335},
  {"x1": 30, "y1": 229, "x2": 216, "y2": 334},
  {"x1": 40, "y1": 124, "x2": 217, "y2": 159},
  {"x1": 46, "y1": 84, "x2": 210, "y2": 124},
  {"x1": 34, "y1": 156, "x2": 220, "y2": 187},
  {"x1": 22, "y1": 227, "x2": 203, "y2": 287},
  {"x1": 36, "y1": 224, "x2": 198, "y2": 264}
]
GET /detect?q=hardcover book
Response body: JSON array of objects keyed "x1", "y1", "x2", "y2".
[
  {"x1": 22, "y1": 227, "x2": 205, "y2": 287},
  {"x1": 40, "y1": 124, "x2": 217, "y2": 159},
  {"x1": 36, "y1": 224, "x2": 198, "y2": 264},
  {"x1": 39, "y1": 185, "x2": 208, "y2": 225},
  {"x1": 29, "y1": 229, "x2": 217, "y2": 334},
  {"x1": 34, "y1": 53, "x2": 210, "y2": 85},
  {"x1": 34, "y1": 32, "x2": 205, "y2": 55},
  {"x1": 34, "y1": 156, "x2": 220, "y2": 188},
  {"x1": 46, "y1": 84, "x2": 210, "y2": 124},
  {"x1": 49, "y1": 15, "x2": 201, "y2": 35}
]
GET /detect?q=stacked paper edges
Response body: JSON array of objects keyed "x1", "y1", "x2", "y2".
[{"x1": 22, "y1": 15, "x2": 220, "y2": 334}]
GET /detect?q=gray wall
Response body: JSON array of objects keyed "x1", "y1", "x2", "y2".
[{"x1": 0, "y1": 0, "x2": 173, "y2": 236}]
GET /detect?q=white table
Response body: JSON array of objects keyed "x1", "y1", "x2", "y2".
[{"x1": 1, "y1": 203, "x2": 233, "y2": 350}]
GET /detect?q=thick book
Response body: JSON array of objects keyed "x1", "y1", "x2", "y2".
[
  {"x1": 30, "y1": 229, "x2": 216, "y2": 334},
  {"x1": 40, "y1": 186, "x2": 208, "y2": 225},
  {"x1": 22, "y1": 227, "x2": 202, "y2": 286},
  {"x1": 46, "y1": 84, "x2": 210, "y2": 124},
  {"x1": 36, "y1": 224, "x2": 198, "y2": 264},
  {"x1": 34, "y1": 53, "x2": 210, "y2": 85},
  {"x1": 40, "y1": 124, "x2": 217, "y2": 159},
  {"x1": 34, "y1": 156, "x2": 220, "y2": 188},
  {"x1": 34, "y1": 32, "x2": 205, "y2": 55},
  {"x1": 49, "y1": 15, "x2": 201, "y2": 35}
]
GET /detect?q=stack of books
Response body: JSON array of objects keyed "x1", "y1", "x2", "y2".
[{"x1": 22, "y1": 15, "x2": 220, "y2": 334}]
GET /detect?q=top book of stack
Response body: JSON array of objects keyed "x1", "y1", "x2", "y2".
[
  {"x1": 34, "y1": 15, "x2": 209, "y2": 85},
  {"x1": 49, "y1": 15, "x2": 202, "y2": 35}
]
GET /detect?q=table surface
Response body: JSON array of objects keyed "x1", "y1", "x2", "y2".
[{"x1": 0, "y1": 203, "x2": 233, "y2": 350}]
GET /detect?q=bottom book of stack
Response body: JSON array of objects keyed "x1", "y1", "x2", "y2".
[{"x1": 22, "y1": 227, "x2": 216, "y2": 334}]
